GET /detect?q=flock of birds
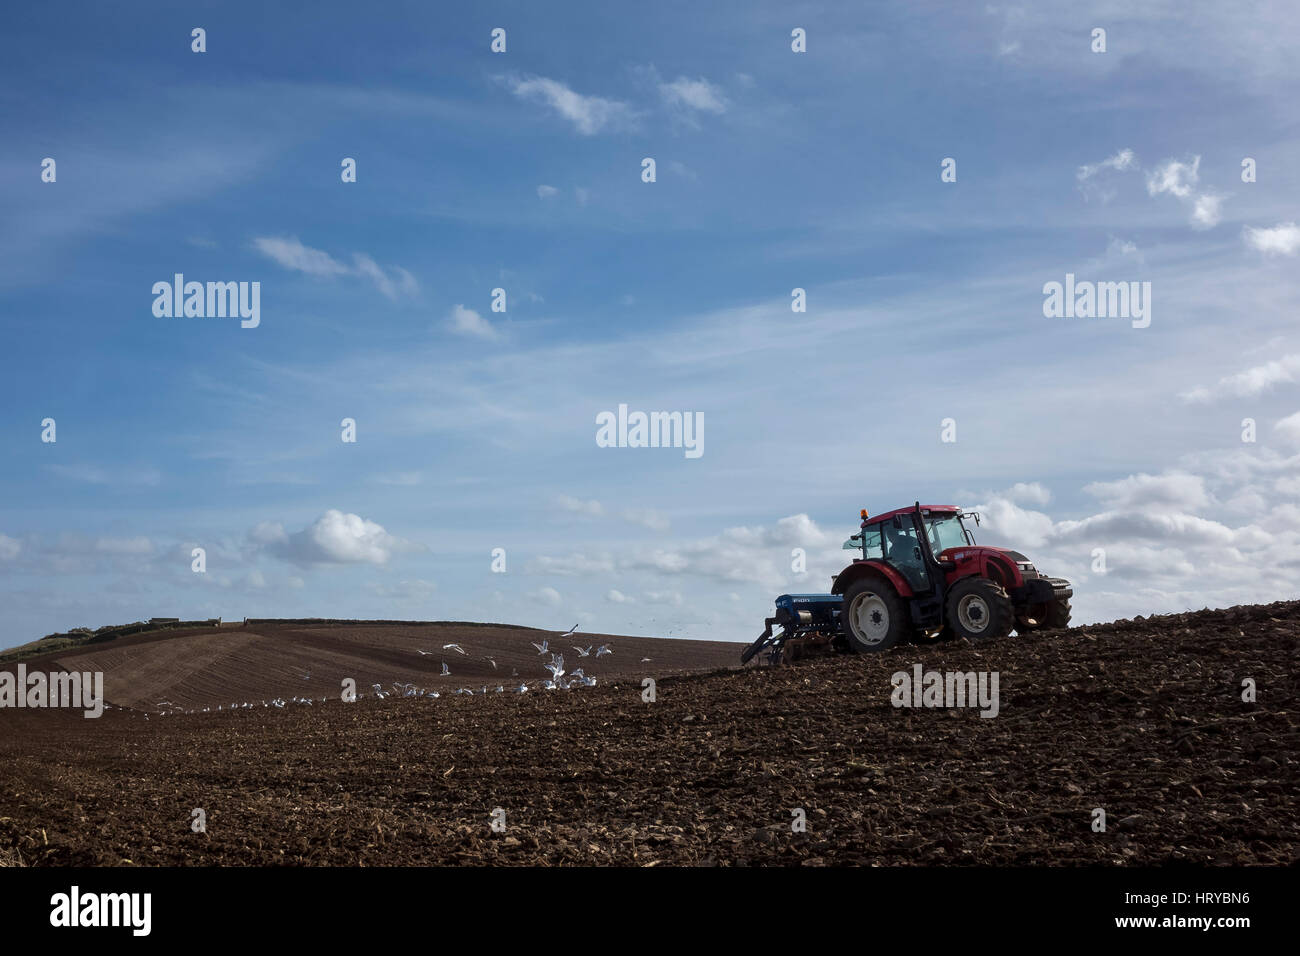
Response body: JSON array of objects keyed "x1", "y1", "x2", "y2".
[{"x1": 118, "y1": 626, "x2": 619, "y2": 718}]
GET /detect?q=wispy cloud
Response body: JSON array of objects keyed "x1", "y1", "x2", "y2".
[
  {"x1": 445, "y1": 304, "x2": 501, "y2": 340},
  {"x1": 659, "y1": 75, "x2": 728, "y2": 116},
  {"x1": 46, "y1": 464, "x2": 162, "y2": 487},
  {"x1": 505, "y1": 75, "x2": 635, "y2": 135},
  {"x1": 252, "y1": 236, "x2": 417, "y2": 299},
  {"x1": 1141, "y1": 155, "x2": 1228, "y2": 229},
  {"x1": 1077, "y1": 148, "x2": 1136, "y2": 181}
]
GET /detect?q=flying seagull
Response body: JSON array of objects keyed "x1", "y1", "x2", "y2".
[
  {"x1": 484, "y1": 657, "x2": 497, "y2": 669},
  {"x1": 443, "y1": 643, "x2": 467, "y2": 655},
  {"x1": 545, "y1": 655, "x2": 566, "y2": 681},
  {"x1": 559, "y1": 624, "x2": 579, "y2": 638},
  {"x1": 595, "y1": 644, "x2": 613, "y2": 657},
  {"x1": 531, "y1": 639, "x2": 549, "y2": 655},
  {"x1": 573, "y1": 646, "x2": 592, "y2": 657}
]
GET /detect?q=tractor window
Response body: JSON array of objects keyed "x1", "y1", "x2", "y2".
[
  {"x1": 882, "y1": 520, "x2": 929, "y2": 590},
  {"x1": 926, "y1": 515, "x2": 969, "y2": 554},
  {"x1": 843, "y1": 528, "x2": 884, "y2": 560}
]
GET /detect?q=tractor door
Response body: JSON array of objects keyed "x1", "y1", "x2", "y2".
[{"x1": 881, "y1": 515, "x2": 931, "y2": 594}]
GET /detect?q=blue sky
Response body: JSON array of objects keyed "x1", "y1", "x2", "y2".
[{"x1": 3, "y1": 1, "x2": 1300, "y2": 648}]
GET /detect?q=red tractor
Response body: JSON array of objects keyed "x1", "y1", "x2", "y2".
[{"x1": 742, "y1": 502, "x2": 1072, "y2": 663}]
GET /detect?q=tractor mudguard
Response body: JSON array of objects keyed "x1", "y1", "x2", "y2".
[{"x1": 831, "y1": 559, "x2": 913, "y2": 599}]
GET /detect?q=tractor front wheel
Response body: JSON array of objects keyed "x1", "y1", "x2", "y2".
[
  {"x1": 843, "y1": 578, "x2": 908, "y2": 653},
  {"x1": 1016, "y1": 595, "x2": 1072, "y2": 634},
  {"x1": 1043, "y1": 594, "x2": 1072, "y2": 629},
  {"x1": 946, "y1": 577, "x2": 1014, "y2": 642}
]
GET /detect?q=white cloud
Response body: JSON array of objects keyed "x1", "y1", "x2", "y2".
[
  {"x1": 1146, "y1": 156, "x2": 1200, "y2": 198},
  {"x1": 1103, "y1": 237, "x2": 1143, "y2": 263},
  {"x1": 622, "y1": 507, "x2": 670, "y2": 531},
  {"x1": 1083, "y1": 472, "x2": 1211, "y2": 511},
  {"x1": 46, "y1": 463, "x2": 162, "y2": 487},
  {"x1": 553, "y1": 497, "x2": 667, "y2": 530},
  {"x1": 643, "y1": 590, "x2": 684, "y2": 606},
  {"x1": 252, "y1": 510, "x2": 415, "y2": 567},
  {"x1": 1003, "y1": 482, "x2": 1052, "y2": 507},
  {"x1": 528, "y1": 553, "x2": 616, "y2": 576},
  {"x1": 667, "y1": 160, "x2": 698, "y2": 181},
  {"x1": 659, "y1": 76, "x2": 728, "y2": 115},
  {"x1": 557, "y1": 495, "x2": 604, "y2": 517},
  {"x1": 1273, "y1": 410, "x2": 1300, "y2": 446},
  {"x1": 530, "y1": 586, "x2": 563, "y2": 607},
  {"x1": 252, "y1": 237, "x2": 418, "y2": 300},
  {"x1": 606, "y1": 588, "x2": 632, "y2": 603},
  {"x1": 1274, "y1": 475, "x2": 1300, "y2": 496},
  {"x1": 93, "y1": 536, "x2": 154, "y2": 555},
  {"x1": 966, "y1": 497, "x2": 1056, "y2": 549},
  {"x1": 445, "y1": 304, "x2": 500, "y2": 340},
  {"x1": 252, "y1": 236, "x2": 350, "y2": 276},
  {"x1": 1244, "y1": 222, "x2": 1300, "y2": 255},
  {"x1": 536, "y1": 184, "x2": 558, "y2": 198},
  {"x1": 1180, "y1": 353, "x2": 1300, "y2": 403},
  {"x1": 532, "y1": 513, "x2": 845, "y2": 594},
  {"x1": 1077, "y1": 148, "x2": 1136, "y2": 181},
  {"x1": 1191, "y1": 193, "x2": 1223, "y2": 229},
  {"x1": 351, "y1": 254, "x2": 417, "y2": 300},
  {"x1": 507, "y1": 76, "x2": 634, "y2": 135},
  {"x1": 1142, "y1": 156, "x2": 1225, "y2": 229},
  {"x1": 964, "y1": 455, "x2": 1300, "y2": 626},
  {"x1": 1054, "y1": 510, "x2": 1236, "y2": 546},
  {"x1": 0, "y1": 534, "x2": 19, "y2": 561}
]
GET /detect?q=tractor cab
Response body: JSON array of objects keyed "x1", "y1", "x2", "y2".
[{"x1": 842, "y1": 505, "x2": 979, "y2": 596}]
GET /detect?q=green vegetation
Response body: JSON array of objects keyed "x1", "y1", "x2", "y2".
[{"x1": 0, "y1": 620, "x2": 213, "y2": 664}]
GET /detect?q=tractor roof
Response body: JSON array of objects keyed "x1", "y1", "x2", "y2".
[{"x1": 864, "y1": 504, "x2": 961, "y2": 526}]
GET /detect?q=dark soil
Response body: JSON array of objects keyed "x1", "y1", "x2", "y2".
[{"x1": 0, "y1": 603, "x2": 1295, "y2": 866}]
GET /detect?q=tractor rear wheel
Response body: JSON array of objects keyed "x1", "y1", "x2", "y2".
[
  {"x1": 842, "y1": 578, "x2": 908, "y2": 653},
  {"x1": 946, "y1": 577, "x2": 1014, "y2": 642}
]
